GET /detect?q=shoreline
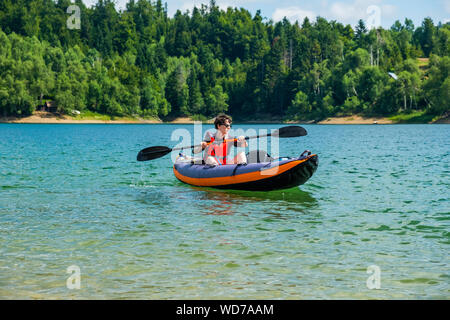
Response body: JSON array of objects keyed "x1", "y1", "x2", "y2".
[
  {"x1": 0, "y1": 112, "x2": 448, "y2": 124},
  {"x1": 317, "y1": 115, "x2": 393, "y2": 125}
]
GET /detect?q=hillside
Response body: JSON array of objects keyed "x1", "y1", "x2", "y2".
[{"x1": 0, "y1": 1, "x2": 448, "y2": 121}]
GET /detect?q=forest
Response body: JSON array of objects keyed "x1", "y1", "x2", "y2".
[{"x1": 0, "y1": 0, "x2": 448, "y2": 121}]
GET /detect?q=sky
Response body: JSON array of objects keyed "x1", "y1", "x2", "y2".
[{"x1": 82, "y1": 0, "x2": 450, "y2": 29}]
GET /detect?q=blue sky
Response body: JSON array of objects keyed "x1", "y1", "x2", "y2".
[{"x1": 82, "y1": 0, "x2": 450, "y2": 28}]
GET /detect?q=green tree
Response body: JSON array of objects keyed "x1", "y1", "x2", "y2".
[
  {"x1": 187, "y1": 67, "x2": 205, "y2": 115},
  {"x1": 140, "y1": 75, "x2": 169, "y2": 117},
  {"x1": 419, "y1": 17, "x2": 436, "y2": 57},
  {"x1": 357, "y1": 67, "x2": 389, "y2": 112},
  {"x1": 287, "y1": 90, "x2": 310, "y2": 118},
  {"x1": 205, "y1": 85, "x2": 228, "y2": 116},
  {"x1": 423, "y1": 55, "x2": 450, "y2": 115},
  {"x1": 342, "y1": 96, "x2": 361, "y2": 115},
  {"x1": 394, "y1": 59, "x2": 421, "y2": 110},
  {"x1": 355, "y1": 19, "x2": 367, "y2": 47},
  {"x1": 165, "y1": 64, "x2": 189, "y2": 116}
]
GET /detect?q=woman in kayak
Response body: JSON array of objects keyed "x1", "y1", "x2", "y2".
[{"x1": 193, "y1": 114, "x2": 248, "y2": 165}]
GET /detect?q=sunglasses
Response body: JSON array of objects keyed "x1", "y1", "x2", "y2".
[{"x1": 221, "y1": 123, "x2": 232, "y2": 128}]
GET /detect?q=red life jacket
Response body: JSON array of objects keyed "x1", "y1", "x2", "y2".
[{"x1": 206, "y1": 136, "x2": 229, "y2": 165}]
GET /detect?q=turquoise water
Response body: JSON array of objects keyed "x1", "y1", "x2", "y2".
[{"x1": 0, "y1": 123, "x2": 449, "y2": 299}]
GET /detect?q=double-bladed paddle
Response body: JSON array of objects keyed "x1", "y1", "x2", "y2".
[{"x1": 136, "y1": 125, "x2": 307, "y2": 162}]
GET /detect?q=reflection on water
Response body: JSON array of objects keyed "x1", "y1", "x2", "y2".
[
  {"x1": 207, "y1": 200, "x2": 234, "y2": 216},
  {"x1": 133, "y1": 184, "x2": 319, "y2": 216},
  {"x1": 194, "y1": 186, "x2": 317, "y2": 205},
  {"x1": 185, "y1": 186, "x2": 319, "y2": 216}
]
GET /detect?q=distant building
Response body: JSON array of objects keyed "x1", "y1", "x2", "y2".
[
  {"x1": 388, "y1": 72, "x2": 398, "y2": 80},
  {"x1": 37, "y1": 100, "x2": 57, "y2": 113}
]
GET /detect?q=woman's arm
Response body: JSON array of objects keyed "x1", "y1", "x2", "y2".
[{"x1": 193, "y1": 131, "x2": 214, "y2": 153}]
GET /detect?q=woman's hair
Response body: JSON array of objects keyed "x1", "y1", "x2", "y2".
[{"x1": 214, "y1": 114, "x2": 232, "y2": 129}]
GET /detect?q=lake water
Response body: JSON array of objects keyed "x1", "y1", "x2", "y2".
[{"x1": 0, "y1": 123, "x2": 448, "y2": 299}]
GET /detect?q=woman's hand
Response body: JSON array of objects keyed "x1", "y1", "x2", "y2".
[
  {"x1": 237, "y1": 136, "x2": 248, "y2": 147},
  {"x1": 193, "y1": 141, "x2": 208, "y2": 154}
]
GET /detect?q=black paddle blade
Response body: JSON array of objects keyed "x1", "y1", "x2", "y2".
[
  {"x1": 137, "y1": 146, "x2": 172, "y2": 161},
  {"x1": 274, "y1": 126, "x2": 307, "y2": 138}
]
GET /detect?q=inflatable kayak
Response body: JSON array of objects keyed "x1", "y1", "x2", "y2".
[{"x1": 173, "y1": 150, "x2": 318, "y2": 191}]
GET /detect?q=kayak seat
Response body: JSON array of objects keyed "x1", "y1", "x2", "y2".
[{"x1": 246, "y1": 150, "x2": 274, "y2": 163}]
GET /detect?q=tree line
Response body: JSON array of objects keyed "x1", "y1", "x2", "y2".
[{"x1": 0, "y1": 0, "x2": 448, "y2": 120}]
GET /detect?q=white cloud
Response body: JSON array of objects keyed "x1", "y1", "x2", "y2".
[
  {"x1": 328, "y1": 0, "x2": 376, "y2": 22},
  {"x1": 329, "y1": 1, "x2": 357, "y2": 21},
  {"x1": 326, "y1": 0, "x2": 396, "y2": 26},
  {"x1": 169, "y1": 0, "x2": 271, "y2": 16},
  {"x1": 179, "y1": 1, "x2": 204, "y2": 13},
  {"x1": 165, "y1": 1, "x2": 213, "y2": 16},
  {"x1": 81, "y1": 0, "x2": 400, "y2": 27},
  {"x1": 272, "y1": 7, "x2": 316, "y2": 23}
]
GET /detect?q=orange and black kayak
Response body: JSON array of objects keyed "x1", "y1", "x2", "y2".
[{"x1": 173, "y1": 151, "x2": 318, "y2": 191}]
